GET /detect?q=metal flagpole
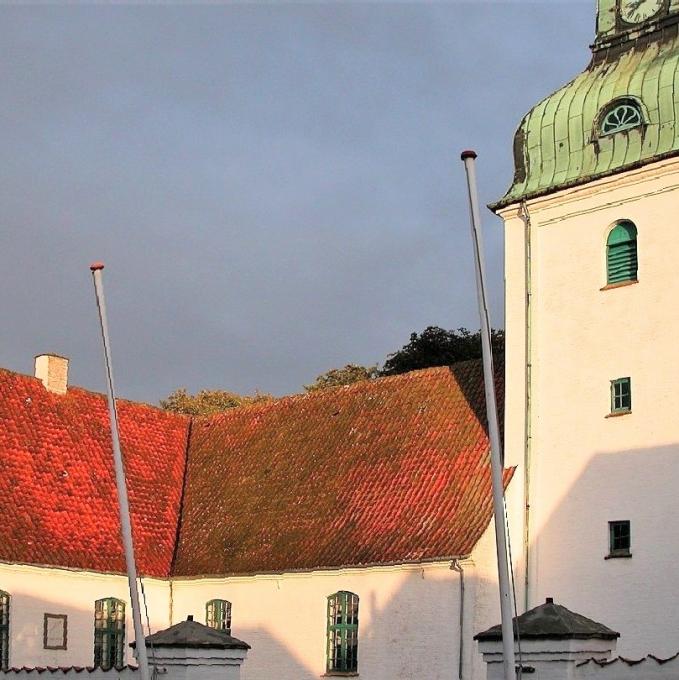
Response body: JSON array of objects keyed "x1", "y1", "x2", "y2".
[
  {"x1": 90, "y1": 262, "x2": 151, "y2": 680},
  {"x1": 460, "y1": 151, "x2": 516, "y2": 680}
]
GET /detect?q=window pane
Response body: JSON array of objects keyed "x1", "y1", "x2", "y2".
[
  {"x1": 94, "y1": 599, "x2": 125, "y2": 669},
  {"x1": 609, "y1": 521, "x2": 631, "y2": 553},
  {"x1": 611, "y1": 378, "x2": 631, "y2": 412},
  {"x1": 327, "y1": 592, "x2": 359, "y2": 673},
  {"x1": 206, "y1": 600, "x2": 232, "y2": 632},
  {"x1": 0, "y1": 592, "x2": 9, "y2": 671}
]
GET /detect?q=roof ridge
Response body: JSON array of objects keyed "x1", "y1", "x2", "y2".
[
  {"x1": 0, "y1": 360, "x2": 488, "y2": 421},
  {"x1": 196, "y1": 361, "x2": 484, "y2": 425},
  {"x1": 0, "y1": 365, "x2": 186, "y2": 417},
  {"x1": 67, "y1": 385, "x2": 187, "y2": 416}
]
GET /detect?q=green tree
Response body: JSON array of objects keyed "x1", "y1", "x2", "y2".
[
  {"x1": 160, "y1": 388, "x2": 273, "y2": 416},
  {"x1": 380, "y1": 326, "x2": 504, "y2": 376},
  {"x1": 304, "y1": 364, "x2": 379, "y2": 392}
]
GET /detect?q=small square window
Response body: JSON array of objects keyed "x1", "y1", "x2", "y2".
[
  {"x1": 44, "y1": 614, "x2": 67, "y2": 650},
  {"x1": 607, "y1": 521, "x2": 631, "y2": 558},
  {"x1": 611, "y1": 377, "x2": 631, "y2": 413}
]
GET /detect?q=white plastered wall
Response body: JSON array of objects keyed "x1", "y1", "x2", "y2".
[
  {"x1": 0, "y1": 543, "x2": 505, "y2": 680},
  {"x1": 498, "y1": 156, "x2": 679, "y2": 658},
  {"x1": 0, "y1": 563, "x2": 170, "y2": 668},
  {"x1": 171, "y1": 550, "x2": 504, "y2": 680},
  {"x1": 172, "y1": 562, "x2": 462, "y2": 680}
]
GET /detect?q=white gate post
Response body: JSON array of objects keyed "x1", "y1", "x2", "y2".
[
  {"x1": 133, "y1": 616, "x2": 250, "y2": 680},
  {"x1": 476, "y1": 599, "x2": 618, "y2": 680}
]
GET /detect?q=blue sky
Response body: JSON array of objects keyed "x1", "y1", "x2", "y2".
[{"x1": 0, "y1": 2, "x2": 593, "y2": 402}]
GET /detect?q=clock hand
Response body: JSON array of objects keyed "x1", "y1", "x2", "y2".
[{"x1": 627, "y1": 0, "x2": 645, "y2": 10}]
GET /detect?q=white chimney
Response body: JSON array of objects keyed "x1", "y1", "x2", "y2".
[{"x1": 34, "y1": 354, "x2": 69, "y2": 395}]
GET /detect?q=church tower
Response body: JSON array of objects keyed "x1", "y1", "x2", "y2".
[{"x1": 496, "y1": 0, "x2": 679, "y2": 658}]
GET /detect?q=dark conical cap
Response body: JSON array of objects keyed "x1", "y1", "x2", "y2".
[
  {"x1": 474, "y1": 598, "x2": 620, "y2": 641},
  {"x1": 130, "y1": 616, "x2": 250, "y2": 650}
]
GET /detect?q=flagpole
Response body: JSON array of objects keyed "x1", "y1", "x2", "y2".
[
  {"x1": 460, "y1": 151, "x2": 516, "y2": 680},
  {"x1": 90, "y1": 263, "x2": 151, "y2": 680}
]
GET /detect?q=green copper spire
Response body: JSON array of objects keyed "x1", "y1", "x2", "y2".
[{"x1": 493, "y1": 3, "x2": 679, "y2": 209}]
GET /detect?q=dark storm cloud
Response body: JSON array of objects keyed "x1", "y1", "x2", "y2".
[{"x1": 0, "y1": 3, "x2": 592, "y2": 402}]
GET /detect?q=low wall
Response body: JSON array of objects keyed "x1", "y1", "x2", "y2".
[
  {"x1": 577, "y1": 653, "x2": 679, "y2": 680},
  {"x1": 0, "y1": 668, "x2": 138, "y2": 680},
  {"x1": 478, "y1": 626, "x2": 679, "y2": 680}
]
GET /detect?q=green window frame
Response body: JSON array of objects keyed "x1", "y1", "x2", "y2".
[
  {"x1": 0, "y1": 591, "x2": 9, "y2": 671},
  {"x1": 93, "y1": 597, "x2": 125, "y2": 670},
  {"x1": 600, "y1": 101, "x2": 643, "y2": 136},
  {"x1": 606, "y1": 221, "x2": 638, "y2": 285},
  {"x1": 608, "y1": 520, "x2": 631, "y2": 557},
  {"x1": 205, "y1": 599, "x2": 232, "y2": 634},
  {"x1": 611, "y1": 377, "x2": 632, "y2": 413},
  {"x1": 326, "y1": 591, "x2": 359, "y2": 674}
]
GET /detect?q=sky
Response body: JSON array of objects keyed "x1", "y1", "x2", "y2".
[{"x1": 0, "y1": 1, "x2": 593, "y2": 403}]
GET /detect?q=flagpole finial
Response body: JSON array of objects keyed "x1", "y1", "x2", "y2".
[
  {"x1": 461, "y1": 149, "x2": 478, "y2": 160},
  {"x1": 90, "y1": 262, "x2": 105, "y2": 271}
]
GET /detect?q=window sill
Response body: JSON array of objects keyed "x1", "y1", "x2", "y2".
[
  {"x1": 606, "y1": 410, "x2": 631, "y2": 418},
  {"x1": 600, "y1": 279, "x2": 638, "y2": 291},
  {"x1": 605, "y1": 552, "x2": 632, "y2": 560},
  {"x1": 322, "y1": 674, "x2": 359, "y2": 677}
]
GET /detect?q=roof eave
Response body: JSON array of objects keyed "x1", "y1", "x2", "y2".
[
  {"x1": 474, "y1": 632, "x2": 621, "y2": 642},
  {"x1": 490, "y1": 137, "x2": 679, "y2": 214},
  {"x1": 169, "y1": 554, "x2": 474, "y2": 580}
]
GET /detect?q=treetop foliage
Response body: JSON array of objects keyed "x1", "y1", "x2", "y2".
[
  {"x1": 380, "y1": 326, "x2": 504, "y2": 376},
  {"x1": 160, "y1": 387, "x2": 274, "y2": 416},
  {"x1": 304, "y1": 364, "x2": 379, "y2": 393}
]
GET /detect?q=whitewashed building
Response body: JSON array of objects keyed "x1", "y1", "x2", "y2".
[
  {"x1": 0, "y1": 355, "x2": 508, "y2": 680},
  {"x1": 496, "y1": 0, "x2": 679, "y2": 663}
]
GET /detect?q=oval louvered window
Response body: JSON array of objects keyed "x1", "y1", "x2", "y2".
[
  {"x1": 607, "y1": 221, "x2": 638, "y2": 285},
  {"x1": 600, "y1": 101, "x2": 643, "y2": 135}
]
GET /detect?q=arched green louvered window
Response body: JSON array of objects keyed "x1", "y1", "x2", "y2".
[
  {"x1": 93, "y1": 597, "x2": 125, "y2": 670},
  {"x1": 600, "y1": 101, "x2": 643, "y2": 135},
  {"x1": 326, "y1": 592, "x2": 359, "y2": 674},
  {"x1": 206, "y1": 599, "x2": 232, "y2": 634},
  {"x1": 0, "y1": 591, "x2": 9, "y2": 671},
  {"x1": 607, "y1": 221, "x2": 638, "y2": 285}
]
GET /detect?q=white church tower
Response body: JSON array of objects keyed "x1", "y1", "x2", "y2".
[{"x1": 495, "y1": 0, "x2": 679, "y2": 660}]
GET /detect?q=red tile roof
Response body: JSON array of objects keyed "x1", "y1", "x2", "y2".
[
  {"x1": 173, "y1": 360, "x2": 510, "y2": 576},
  {"x1": 0, "y1": 360, "x2": 509, "y2": 577},
  {"x1": 0, "y1": 369, "x2": 189, "y2": 577}
]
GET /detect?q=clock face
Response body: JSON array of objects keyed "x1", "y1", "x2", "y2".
[{"x1": 620, "y1": 0, "x2": 663, "y2": 24}]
